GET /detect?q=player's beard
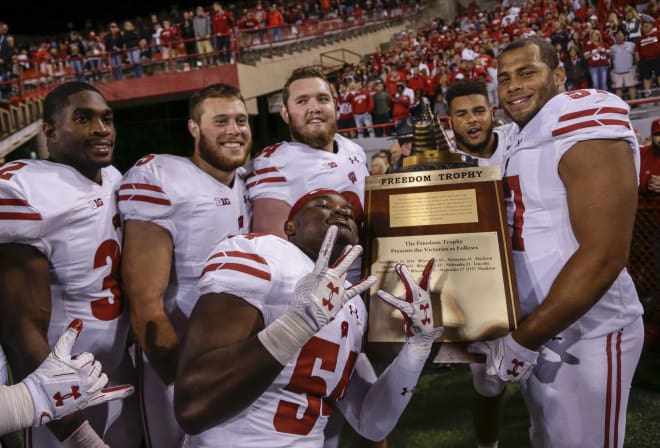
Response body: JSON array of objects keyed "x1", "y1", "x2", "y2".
[
  {"x1": 198, "y1": 133, "x2": 250, "y2": 171},
  {"x1": 290, "y1": 116, "x2": 338, "y2": 150},
  {"x1": 455, "y1": 121, "x2": 494, "y2": 156}
]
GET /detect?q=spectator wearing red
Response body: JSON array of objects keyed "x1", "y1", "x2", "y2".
[
  {"x1": 391, "y1": 82, "x2": 411, "y2": 126},
  {"x1": 640, "y1": 118, "x2": 660, "y2": 193},
  {"x1": 584, "y1": 29, "x2": 610, "y2": 90},
  {"x1": 352, "y1": 81, "x2": 375, "y2": 138},
  {"x1": 267, "y1": 4, "x2": 285, "y2": 42},
  {"x1": 159, "y1": 19, "x2": 180, "y2": 65},
  {"x1": 336, "y1": 81, "x2": 357, "y2": 138},
  {"x1": 238, "y1": 9, "x2": 259, "y2": 45},
  {"x1": 635, "y1": 15, "x2": 660, "y2": 97},
  {"x1": 406, "y1": 66, "x2": 427, "y2": 92},
  {"x1": 212, "y1": 2, "x2": 235, "y2": 63}
]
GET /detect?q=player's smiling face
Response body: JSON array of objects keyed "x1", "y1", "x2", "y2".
[
  {"x1": 497, "y1": 44, "x2": 563, "y2": 129},
  {"x1": 449, "y1": 94, "x2": 495, "y2": 156},
  {"x1": 193, "y1": 97, "x2": 252, "y2": 172},
  {"x1": 289, "y1": 194, "x2": 359, "y2": 261},
  {"x1": 45, "y1": 90, "x2": 115, "y2": 180},
  {"x1": 282, "y1": 77, "x2": 338, "y2": 151}
]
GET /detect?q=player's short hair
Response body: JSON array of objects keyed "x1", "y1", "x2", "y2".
[
  {"x1": 445, "y1": 80, "x2": 489, "y2": 112},
  {"x1": 189, "y1": 83, "x2": 245, "y2": 123},
  {"x1": 43, "y1": 82, "x2": 104, "y2": 124},
  {"x1": 282, "y1": 66, "x2": 332, "y2": 108},
  {"x1": 498, "y1": 38, "x2": 559, "y2": 71}
]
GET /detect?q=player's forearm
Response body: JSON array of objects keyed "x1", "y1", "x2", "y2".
[
  {"x1": 513, "y1": 245, "x2": 628, "y2": 350},
  {"x1": 130, "y1": 305, "x2": 179, "y2": 385},
  {"x1": 344, "y1": 343, "x2": 431, "y2": 441},
  {"x1": 174, "y1": 336, "x2": 282, "y2": 435}
]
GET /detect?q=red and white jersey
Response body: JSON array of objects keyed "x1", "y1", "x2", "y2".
[
  {"x1": 501, "y1": 89, "x2": 643, "y2": 338},
  {"x1": 0, "y1": 160, "x2": 128, "y2": 373},
  {"x1": 188, "y1": 234, "x2": 366, "y2": 448},
  {"x1": 246, "y1": 135, "x2": 368, "y2": 224},
  {"x1": 118, "y1": 154, "x2": 251, "y2": 325}
]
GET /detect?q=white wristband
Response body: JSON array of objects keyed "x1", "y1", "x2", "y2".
[
  {"x1": 61, "y1": 420, "x2": 108, "y2": 448},
  {"x1": 257, "y1": 310, "x2": 316, "y2": 365},
  {"x1": 0, "y1": 383, "x2": 35, "y2": 435}
]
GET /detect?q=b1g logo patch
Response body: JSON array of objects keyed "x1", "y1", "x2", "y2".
[{"x1": 89, "y1": 198, "x2": 104, "y2": 209}]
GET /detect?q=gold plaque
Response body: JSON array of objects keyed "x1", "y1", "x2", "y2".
[{"x1": 363, "y1": 166, "x2": 520, "y2": 362}]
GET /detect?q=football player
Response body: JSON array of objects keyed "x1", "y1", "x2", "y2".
[
  {"x1": 0, "y1": 82, "x2": 141, "y2": 447},
  {"x1": 0, "y1": 320, "x2": 133, "y2": 436},
  {"x1": 119, "y1": 83, "x2": 252, "y2": 448},
  {"x1": 445, "y1": 79, "x2": 517, "y2": 448},
  {"x1": 245, "y1": 66, "x2": 370, "y2": 447},
  {"x1": 174, "y1": 190, "x2": 442, "y2": 447},
  {"x1": 470, "y1": 38, "x2": 644, "y2": 447}
]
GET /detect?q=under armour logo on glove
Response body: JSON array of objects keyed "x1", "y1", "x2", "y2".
[
  {"x1": 323, "y1": 282, "x2": 340, "y2": 310},
  {"x1": 291, "y1": 226, "x2": 376, "y2": 331},
  {"x1": 23, "y1": 319, "x2": 135, "y2": 427},
  {"x1": 376, "y1": 259, "x2": 443, "y2": 346},
  {"x1": 401, "y1": 386, "x2": 415, "y2": 396},
  {"x1": 506, "y1": 358, "x2": 525, "y2": 378},
  {"x1": 468, "y1": 333, "x2": 538, "y2": 382},
  {"x1": 419, "y1": 303, "x2": 431, "y2": 326},
  {"x1": 53, "y1": 386, "x2": 82, "y2": 406}
]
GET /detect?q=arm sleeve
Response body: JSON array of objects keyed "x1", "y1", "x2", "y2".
[
  {"x1": 117, "y1": 156, "x2": 177, "y2": 238},
  {"x1": 337, "y1": 342, "x2": 431, "y2": 441},
  {"x1": 0, "y1": 383, "x2": 34, "y2": 435}
]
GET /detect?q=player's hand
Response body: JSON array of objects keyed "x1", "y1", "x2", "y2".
[
  {"x1": 291, "y1": 225, "x2": 375, "y2": 331},
  {"x1": 648, "y1": 175, "x2": 660, "y2": 193},
  {"x1": 468, "y1": 333, "x2": 538, "y2": 382},
  {"x1": 376, "y1": 259, "x2": 443, "y2": 346},
  {"x1": 22, "y1": 319, "x2": 135, "y2": 426}
]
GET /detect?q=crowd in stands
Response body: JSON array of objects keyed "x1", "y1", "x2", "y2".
[
  {"x1": 332, "y1": 0, "x2": 660, "y2": 141},
  {"x1": 1, "y1": 0, "x2": 659, "y2": 130},
  {"x1": 0, "y1": 0, "x2": 417, "y2": 101}
]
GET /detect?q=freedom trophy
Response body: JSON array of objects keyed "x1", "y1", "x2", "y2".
[{"x1": 364, "y1": 104, "x2": 520, "y2": 363}]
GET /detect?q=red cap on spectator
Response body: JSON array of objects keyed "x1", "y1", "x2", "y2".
[{"x1": 652, "y1": 118, "x2": 660, "y2": 135}]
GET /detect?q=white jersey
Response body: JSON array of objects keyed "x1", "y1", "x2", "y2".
[
  {"x1": 188, "y1": 234, "x2": 367, "y2": 448},
  {"x1": 501, "y1": 89, "x2": 643, "y2": 339},
  {"x1": 246, "y1": 135, "x2": 369, "y2": 223},
  {"x1": 118, "y1": 153, "x2": 252, "y2": 326},
  {"x1": 0, "y1": 159, "x2": 129, "y2": 372},
  {"x1": 0, "y1": 159, "x2": 140, "y2": 447}
]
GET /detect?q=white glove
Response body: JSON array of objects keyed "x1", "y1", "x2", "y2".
[
  {"x1": 468, "y1": 333, "x2": 538, "y2": 382},
  {"x1": 376, "y1": 259, "x2": 443, "y2": 346},
  {"x1": 258, "y1": 225, "x2": 376, "y2": 365},
  {"x1": 291, "y1": 225, "x2": 375, "y2": 331},
  {"x1": 23, "y1": 319, "x2": 135, "y2": 426}
]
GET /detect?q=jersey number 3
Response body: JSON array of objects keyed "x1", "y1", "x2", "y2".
[
  {"x1": 91, "y1": 240, "x2": 124, "y2": 320},
  {"x1": 273, "y1": 336, "x2": 357, "y2": 435}
]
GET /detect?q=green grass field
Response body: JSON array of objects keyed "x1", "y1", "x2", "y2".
[{"x1": 341, "y1": 350, "x2": 660, "y2": 447}]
